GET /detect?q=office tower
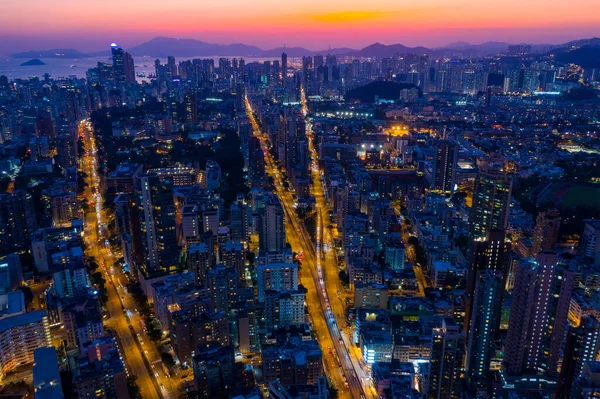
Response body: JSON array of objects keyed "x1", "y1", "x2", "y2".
[
  {"x1": 138, "y1": 174, "x2": 179, "y2": 273},
  {"x1": 432, "y1": 140, "x2": 458, "y2": 192},
  {"x1": 429, "y1": 317, "x2": 465, "y2": 399},
  {"x1": 470, "y1": 163, "x2": 512, "y2": 240},
  {"x1": 0, "y1": 190, "x2": 37, "y2": 254},
  {"x1": 256, "y1": 263, "x2": 298, "y2": 302},
  {"x1": 258, "y1": 194, "x2": 286, "y2": 254},
  {"x1": 264, "y1": 289, "x2": 305, "y2": 331},
  {"x1": 193, "y1": 343, "x2": 235, "y2": 397},
  {"x1": 504, "y1": 252, "x2": 575, "y2": 375},
  {"x1": 580, "y1": 219, "x2": 600, "y2": 265},
  {"x1": 110, "y1": 43, "x2": 125, "y2": 85},
  {"x1": 533, "y1": 208, "x2": 561, "y2": 254},
  {"x1": 466, "y1": 270, "x2": 503, "y2": 381},
  {"x1": 281, "y1": 52, "x2": 287, "y2": 80},
  {"x1": 33, "y1": 347, "x2": 63, "y2": 399},
  {"x1": 465, "y1": 229, "x2": 510, "y2": 335},
  {"x1": 555, "y1": 316, "x2": 600, "y2": 399},
  {"x1": 185, "y1": 92, "x2": 198, "y2": 124}
]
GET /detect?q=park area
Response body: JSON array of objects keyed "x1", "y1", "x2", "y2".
[{"x1": 538, "y1": 182, "x2": 600, "y2": 209}]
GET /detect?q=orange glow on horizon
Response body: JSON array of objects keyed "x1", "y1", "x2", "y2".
[{"x1": 1, "y1": 0, "x2": 599, "y2": 50}]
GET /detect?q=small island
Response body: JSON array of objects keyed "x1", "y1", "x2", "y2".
[{"x1": 20, "y1": 58, "x2": 46, "y2": 66}]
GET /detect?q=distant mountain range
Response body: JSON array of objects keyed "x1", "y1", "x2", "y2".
[{"x1": 10, "y1": 36, "x2": 600, "y2": 62}]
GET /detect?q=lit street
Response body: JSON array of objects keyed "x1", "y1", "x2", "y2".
[
  {"x1": 246, "y1": 96, "x2": 373, "y2": 399},
  {"x1": 79, "y1": 120, "x2": 167, "y2": 399}
]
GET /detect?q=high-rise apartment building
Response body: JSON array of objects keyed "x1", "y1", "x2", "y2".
[
  {"x1": 580, "y1": 219, "x2": 600, "y2": 265},
  {"x1": 0, "y1": 308, "x2": 51, "y2": 381},
  {"x1": 258, "y1": 194, "x2": 286, "y2": 254},
  {"x1": 465, "y1": 229, "x2": 510, "y2": 335},
  {"x1": 432, "y1": 139, "x2": 458, "y2": 193},
  {"x1": 466, "y1": 270, "x2": 503, "y2": 380},
  {"x1": 504, "y1": 252, "x2": 575, "y2": 375},
  {"x1": 533, "y1": 208, "x2": 561, "y2": 255},
  {"x1": 0, "y1": 190, "x2": 37, "y2": 255},
  {"x1": 470, "y1": 164, "x2": 512, "y2": 240},
  {"x1": 138, "y1": 174, "x2": 179, "y2": 273},
  {"x1": 555, "y1": 316, "x2": 600, "y2": 399},
  {"x1": 256, "y1": 263, "x2": 298, "y2": 302},
  {"x1": 429, "y1": 317, "x2": 465, "y2": 399},
  {"x1": 264, "y1": 289, "x2": 305, "y2": 331}
]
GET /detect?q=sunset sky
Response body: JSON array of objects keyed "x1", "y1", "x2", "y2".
[{"x1": 1, "y1": 0, "x2": 599, "y2": 54}]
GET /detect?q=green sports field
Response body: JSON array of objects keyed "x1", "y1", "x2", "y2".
[{"x1": 560, "y1": 185, "x2": 600, "y2": 208}]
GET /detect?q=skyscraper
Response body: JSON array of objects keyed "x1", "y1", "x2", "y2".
[
  {"x1": 167, "y1": 56, "x2": 177, "y2": 78},
  {"x1": 185, "y1": 92, "x2": 198, "y2": 124},
  {"x1": 533, "y1": 208, "x2": 561, "y2": 255},
  {"x1": 504, "y1": 251, "x2": 575, "y2": 375},
  {"x1": 111, "y1": 43, "x2": 125, "y2": 85},
  {"x1": 464, "y1": 229, "x2": 510, "y2": 335},
  {"x1": 432, "y1": 139, "x2": 458, "y2": 193},
  {"x1": 470, "y1": 163, "x2": 512, "y2": 240},
  {"x1": 0, "y1": 190, "x2": 37, "y2": 255},
  {"x1": 466, "y1": 270, "x2": 503, "y2": 381},
  {"x1": 229, "y1": 198, "x2": 249, "y2": 243},
  {"x1": 123, "y1": 51, "x2": 135, "y2": 83},
  {"x1": 429, "y1": 317, "x2": 465, "y2": 399},
  {"x1": 281, "y1": 52, "x2": 287, "y2": 80},
  {"x1": 555, "y1": 316, "x2": 600, "y2": 399},
  {"x1": 138, "y1": 174, "x2": 179, "y2": 273},
  {"x1": 580, "y1": 219, "x2": 600, "y2": 265}
]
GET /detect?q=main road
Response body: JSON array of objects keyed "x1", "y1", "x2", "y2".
[
  {"x1": 79, "y1": 121, "x2": 171, "y2": 399},
  {"x1": 300, "y1": 88, "x2": 377, "y2": 397},
  {"x1": 245, "y1": 97, "x2": 372, "y2": 399}
]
